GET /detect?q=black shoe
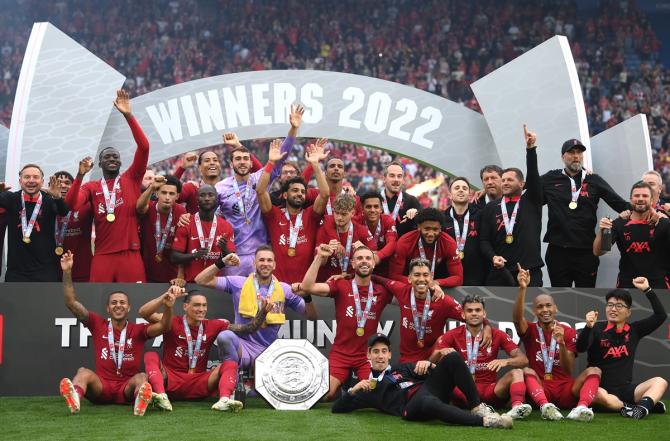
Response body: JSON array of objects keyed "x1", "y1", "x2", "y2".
[
  {"x1": 652, "y1": 401, "x2": 666, "y2": 414},
  {"x1": 620, "y1": 404, "x2": 649, "y2": 419}
]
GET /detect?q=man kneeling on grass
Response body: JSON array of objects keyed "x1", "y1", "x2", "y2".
[{"x1": 331, "y1": 333, "x2": 513, "y2": 429}]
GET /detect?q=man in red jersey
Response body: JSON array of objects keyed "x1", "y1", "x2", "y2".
[
  {"x1": 513, "y1": 265, "x2": 602, "y2": 422},
  {"x1": 65, "y1": 90, "x2": 149, "y2": 282},
  {"x1": 139, "y1": 284, "x2": 270, "y2": 412},
  {"x1": 301, "y1": 244, "x2": 393, "y2": 400},
  {"x1": 431, "y1": 295, "x2": 532, "y2": 420},
  {"x1": 354, "y1": 191, "x2": 397, "y2": 275},
  {"x1": 58, "y1": 252, "x2": 175, "y2": 415},
  {"x1": 136, "y1": 174, "x2": 186, "y2": 284},
  {"x1": 257, "y1": 138, "x2": 329, "y2": 283},
  {"x1": 170, "y1": 184, "x2": 236, "y2": 282},
  {"x1": 306, "y1": 156, "x2": 362, "y2": 215},
  {"x1": 315, "y1": 193, "x2": 376, "y2": 281},
  {"x1": 389, "y1": 208, "x2": 463, "y2": 288}
]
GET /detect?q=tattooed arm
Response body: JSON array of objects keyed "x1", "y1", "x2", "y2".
[{"x1": 61, "y1": 251, "x2": 89, "y2": 321}]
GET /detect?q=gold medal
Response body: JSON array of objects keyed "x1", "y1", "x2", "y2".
[
  {"x1": 288, "y1": 248, "x2": 296, "y2": 257},
  {"x1": 458, "y1": 251, "x2": 464, "y2": 260},
  {"x1": 356, "y1": 327, "x2": 364, "y2": 337},
  {"x1": 472, "y1": 374, "x2": 476, "y2": 381},
  {"x1": 245, "y1": 218, "x2": 251, "y2": 225},
  {"x1": 505, "y1": 234, "x2": 513, "y2": 244},
  {"x1": 55, "y1": 246, "x2": 64, "y2": 256},
  {"x1": 568, "y1": 201, "x2": 577, "y2": 210},
  {"x1": 188, "y1": 368, "x2": 195, "y2": 374},
  {"x1": 369, "y1": 379, "x2": 377, "y2": 390},
  {"x1": 155, "y1": 253, "x2": 163, "y2": 263},
  {"x1": 544, "y1": 373, "x2": 552, "y2": 381},
  {"x1": 417, "y1": 339, "x2": 424, "y2": 348},
  {"x1": 22, "y1": 236, "x2": 31, "y2": 244},
  {"x1": 106, "y1": 213, "x2": 116, "y2": 222}
]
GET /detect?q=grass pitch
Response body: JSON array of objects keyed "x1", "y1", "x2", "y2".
[{"x1": 0, "y1": 397, "x2": 667, "y2": 441}]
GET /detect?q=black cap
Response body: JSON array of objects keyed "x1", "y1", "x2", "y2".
[
  {"x1": 368, "y1": 333, "x2": 391, "y2": 348},
  {"x1": 561, "y1": 138, "x2": 587, "y2": 154}
]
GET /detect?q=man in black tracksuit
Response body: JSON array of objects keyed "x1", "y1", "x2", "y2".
[
  {"x1": 576, "y1": 277, "x2": 667, "y2": 419},
  {"x1": 541, "y1": 138, "x2": 629, "y2": 287},
  {"x1": 332, "y1": 333, "x2": 513, "y2": 429}
]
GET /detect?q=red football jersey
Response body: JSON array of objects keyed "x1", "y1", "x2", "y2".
[
  {"x1": 161, "y1": 315, "x2": 229, "y2": 373},
  {"x1": 140, "y1": 201, "x2": 186, "y2": 282},
  {"x1": 83, "y1": 312, "x2": 150, "y2": 381},
  {"x1": 316, "y1": 216, "x2": 376, "y2": 282},
  {"x1": 519, "y1": 322, "x2": 577, "y2": 383},
  {"x1": 58, "y1": 203, "x2": 93, "y2": 282}
]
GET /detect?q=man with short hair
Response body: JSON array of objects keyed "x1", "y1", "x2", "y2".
[
  {"x1": 355, "y1": 191, "x2": 398, "y2": 273},
  {"x1": 170, "y1": 185, "x2": 236, "y2": 282},
  {"x1": 513, "y1": 266, "x2": 602, "y2": 421},
  {"x1": 307, "y1": 156, "x2": 362, "y2": 215},
  {"x1": 58, "y1": 251, "x2": 174, "y2": 416},
  {"x1": 379, "y1": 161, "x2": 422, "y2": 236},
  {"x1": 301, "y1": 245, "x2": 393, "y2": 400},
  {"x1": 431, "y1": 295, "x2": 532, "y2": 420},
  {"x1": 594, "y1": 181, "x2": 670, "y2": 289},
  {"x1": 577, "y1": 277, "x2": 667, "y2": 419},
  {"x1": 389, "y1": 208, "x2": 463, "y2": 288},
  {"x1": 332, "y1": 333, "x2": 513, "y2": 429},
  {"x1": 215, "y1": 105, "x2": 304, "y2": 276},
  {"x1": 641, "y1": 170, "x2": 669, "y2": 212},
  {"x1": 541, "y1": 138, "x2": 629, "y2": 287},
  {"x1": 270, "y1": 161, "x2": 314, "y2": 206},
  {"x1": 139, "y1": 284, "x2": 271, "y2": 412},
  {"x1": 480, "y1": 125, "x2": 543, "y2": 286},
  {"x1": 257, "y1": 138, "x2": 329, "y2": 283},
  {"x1": 0, "y1": 164, "x2": 68, "y2": 281},
  {"x1": 473, "y1": 165, "x2": 503, "y2": 210},
  {"x1": 136, "y1": 175, "x2": 186, "y2": 283},
  {"x1": 315, "y1": 193, "x2": 376, "y2": 282},
  {"x1": 65, "y1": 90, "x2": 150, "y2": 282}
]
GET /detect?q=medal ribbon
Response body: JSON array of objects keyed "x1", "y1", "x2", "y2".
[
  {"x1": 20, "y1": 191, "x2": 42, "y2": 240},
  {"x1": 410, "y1": 288, "x2": 431, "y2": 343},
  {"x1": 465, "y1": 327, "x2": 482, "y2": 375},
  {"x1": 194, "y1": 212, "x2": 218, "y2": 257},
  {"x1": 232, "y1": 178, "x2": 252, "y2": 221},
  {"x1": 368, "y1": 365, "x2": 391, "y2": 383},
  {"x1": 182, "y1": 316, "x2": 204, "y2": 370},
  {"x1": 253, "y1": 274, "x2": 276, "y2": 309},
  {"x1": 536, "y1": 323, "x2": 557, "y2": 376},
  {"x1": 283, "y1": 209, "x2": 303, "y2": 250},
  {"x1": 417, "y1": 238, "x2": 437, "y2": 276},
  {"x1": 450, "y1": 208, "x2": 469, "y2": 255},
  {"x1": 107, "y1": 319, "x2": 127, "y2": 374},
  {"x1": 100, "y1": 176, "x2": 121, "y2": 217},
  {"x1": 54, "y1": 212, "x2": 72, "y2": 247},
  {"x1": 562, "y1": 169, "x2": 586, "y2": 205},
  {"x1": 339, "y1": 221, "x2": 354, "y2": 272},
  {"x1": 381, "y1": 191, "x2": 402, "y2": 220},
  {"x1": 500, "y1": 198, "x2": 520, "y2": 237},
  {"x1": 369, "y1": 219, "x2": 382, "y2": 244},
  {"x1": 155, "y1": 205, "x2": 174, "y2": 254},
  {"x1": 326, "y1": 188, "x2": 348, "y2": 216},
  {"x1": 351, "y1": 280, "x2": 374, "y2": 330}
]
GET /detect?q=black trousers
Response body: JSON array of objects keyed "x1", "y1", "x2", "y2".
[
  {"x1": 486, "y1": 266, "x2": 543, "y2": 287},
  {"x1": 545, "y1": 244, "x2": 599, "y2": 288},
  {"x1": 403, "y1": 352, "x2": 483, "y2": 426}
]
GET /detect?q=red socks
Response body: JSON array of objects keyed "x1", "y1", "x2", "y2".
[
  {"x1": 509, "y1": 381, "x2": 526, "y2": 407},
  {"x1": 577, "y1": 374, "x2": 600, "y2": 407},
  {"x1": 218, "y1": 361, "x2": 239, "y2": 398},
  {"x1": 524, "y1": 373, "x2": 549, "y2": 406},
  {"x1": 144, "y1": 352, "x2": 165, "y2": 394}
]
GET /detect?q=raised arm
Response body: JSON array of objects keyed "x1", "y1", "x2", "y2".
[
  {"x1": 60, "y1": 252, "x2": 89, "y2": 321},
  {"x1": 631, "y1": 277, "x2": 668, "y2": 337},
  {"x1": 65, "y1": 157, "x2": 94, "y2": 212},
  {"x1": 523, "y1": 124, "x2": 542, "y2": 204},
  {"x1": 146, "y1": 286, "x2": 184, "y2": 337},
  {"x1": 301, "y1": 244, "x2": 335, "y2": 296},
  {"x1": 512, "y1": 263, "x2": 530, "y2": 336},
  {"x1": 114, "y1": 89, "x2": 150, "y2": 180},
  {"x1": 306, "y1": 138, "x2": 330, "y2": 215},
  {"x1": 552, "y1": 322, "x2": 575, "y2": 376},
  {"x1": 193, "y1": 253, "x2": 240, "y2": 288},
  {"x1": 136, "y1": 175, "x2": 165, "y2": 215},
  {"x1": 256, "y1": 139, "x2": 285, "y2": 214},
  {"x1": 576, "y1": 310, "x2": 598, "y2": 353}
]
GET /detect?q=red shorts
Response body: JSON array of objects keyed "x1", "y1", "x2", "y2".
[
  {"x1": 452, "y1": 382, "x2": 506, "y2": 408},
  {"x1": 91, "y1": 377, "x2": 131, "y2": 404},
  {"x1": 90, "y1": 250, "x2": 146, "y2": 283},
  {"x1": 165, "y1": 366, "x2": 213, "y2": 400},
  {"x1": 329, "y1": 354, "x2": 371, "y2": 385},
  {"x1": 542, "y1": 379, "x2": 577, "y2": 409}
]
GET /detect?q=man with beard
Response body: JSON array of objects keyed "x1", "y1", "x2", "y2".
[
  {"x1": 53, "y1": 169, "x2": 93, "y2": 282},
  {"x1": 389, "y1": 208, "x2": 463, "y2": 288},
  {"x1": 594, "y1": 181, "x2": 670, "y2": 289},
  {"x1": 472, "y1": 165, "x2": 503, "y2": 210},
  {"x1": 354, "y1": 191, "x2": 398, "y2": 275},
  {"x1": 170, "y1": 185, "x2": 236, "y2": 282},
  {"x1": 641, "y1": 170, "x2": 670, "y2": 213},
  {"x1": 301, "y1": 245, "x2": 394, "y2": 400},
  {"x1": 194, "y1": 245, "x2": 317, "y2": 394},
  {"x1": 257, "y1": 138, "x2": 329, "y2": 283},
  {"x1": 541, "y1": 139, "x2": 628, "y2": 287},
  {"x1": 270, "y1": 161, "x2": 314, "y2": 207},
  {"x1": 0, "y1": 164, "x2": 68, "y2": 281},
  {"x1": 315, "y1": 193, "x2": 376, "y2": 282},
  {"x1": 65, "y1": 90, "x2": 150, "y2": 282},
  {"x1": 307, "y1": 156, "x2": 362, "y2": 216},
  {"x1": 577, "y1": 277, "x2": 668, "y2": 419},
  {"x1": 379, "y1": 161, "x2": 421, "y2": 237},
  {"x1": 513, "y1": 266, "x2": 603, "y2": 421},
  {"x1": 444, "y1": 177, "x2": 487, "y2": 285},
  {"x1": 480, "y1": 125, "x2": 543, "y2": 287},
  {"x1": 216, "y1": 105, "x2": 304, "y2": 276}
]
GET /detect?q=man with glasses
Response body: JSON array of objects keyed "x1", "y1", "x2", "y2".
[{"x1": 577, "y1": 277, "x2": 668, "y2": 419}]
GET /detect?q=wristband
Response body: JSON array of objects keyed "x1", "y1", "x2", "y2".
[
  {"x1": 215, "y1": 258, "x2": 226, "y2": 269},
  {"x1": 264, "y1": 162, "x2": 274, "y2": 174},
  {"x1": 303, "y1": 295, "x2": 313, "y2": 303},
  {"x1": 643, "y1": 287, "x2": 652, "y2": 294}
]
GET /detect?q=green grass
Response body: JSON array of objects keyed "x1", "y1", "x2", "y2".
[{"x1": 0, "y1": 397, "x2": 667, "y2": 441}]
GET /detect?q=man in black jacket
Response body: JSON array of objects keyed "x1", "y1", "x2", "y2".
[
  {"x1": 332, "y1": 333, "x2": 513, "y2": 429},
  {"x1": 577, "y1": 277, "x2": 667, "y2": 419}
]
